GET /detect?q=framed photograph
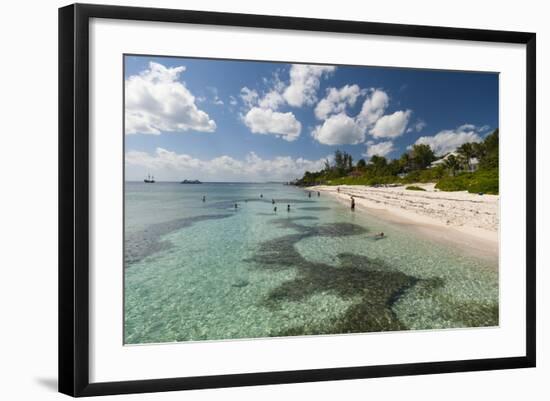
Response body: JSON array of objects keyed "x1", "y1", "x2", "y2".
[{"x1": 58, "y1": 3, "x2": 536, "y2": 397}]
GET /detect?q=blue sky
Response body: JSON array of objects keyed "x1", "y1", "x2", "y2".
[{"x1": 124, "y1": 55, "x2": 498, "y2": 182}]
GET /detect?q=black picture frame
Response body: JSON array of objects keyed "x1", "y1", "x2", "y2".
[{"x1": 59, "y1": 3, "x2": 536, "y2": 397}]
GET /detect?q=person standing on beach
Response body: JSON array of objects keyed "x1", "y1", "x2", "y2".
[
  {"x1": 234, "y1": 203, "x2": 238, "y2": 209},
  {"x1": 202, "y1": 195, "x2": 206, "y2": 202},
  {"x1": 287, "y1": 204, "x2": 291, "y2": 212},
  {"x1": 337, "y1": 187, "x2": 340, "y2": 193},
  {"x1": 272, "y1": 199, "x2": 275, "y2": 204},
  {"x1": 317, "y1": 191, "x2": 320, "y2": 197},
  {"x1": 350, "y1": 196, "x2": 355, "y2": 211},
  {"x1": 274, "y1": 206, "x2": 277, "y2": 213},
  {"x1": 308, "y1": 192, "x2": 311, "y2": 198}
]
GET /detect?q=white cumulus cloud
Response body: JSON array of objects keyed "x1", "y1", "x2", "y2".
[
  {"x1": 357, "y1": 89, "x2": 390, "y2": 129},
  {"x1": 370, "y1": 110, "x2": 412, "y2": 138},
  {"x1": 125, "y1": 148, "x2": 328, "y2": 182},
  {"x1": 283, "y1": 64, "x2": 336, "y2": 107},
  {"x1": 413, "y1": 124, "x2": 484, "y2": 156},
  {"x1": 314, "y1": 84, "x2": 363, "y2": 120},
  {"x1": 310, "y1": 88, "x2": 412, "y2": 145},
  {"x1": 363, "y1": 141, "x2": 395, "y2": 158},
  {"x1": 311, "y1": 113, "x2": 365, "y2": 145},
  {"x1": 125, "y1": 62, "x2": 216, "y2": 135},
  {"x1": 237, "y1": 64, "x2": 335, "y2": 142},
  {"x1": 243, "y1": 107, "x2": 301, "y2": 141},
  {"x1": 258, "y1": 90, "x2": 285, "y2": 110}
]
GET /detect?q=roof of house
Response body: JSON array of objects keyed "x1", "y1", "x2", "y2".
[
  {"x1": 430, "y1": 152, "x2": 479, "y2": 167},
  {"x1": 431, "y1": 152, "x2": 459, "y2": 166}
]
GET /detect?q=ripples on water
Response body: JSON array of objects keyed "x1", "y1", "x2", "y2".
[{"x1": 124, "y1": 182, "x2": 498, "y2": 344}]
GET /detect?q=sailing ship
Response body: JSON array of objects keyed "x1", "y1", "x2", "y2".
[{"x1": 144, "y1": 174, "x2": 155, "y2": 183}]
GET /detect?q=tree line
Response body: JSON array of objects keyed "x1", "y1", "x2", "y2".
[{"x1": 293, "y1": 129, "x2": 499, "y2": 194}]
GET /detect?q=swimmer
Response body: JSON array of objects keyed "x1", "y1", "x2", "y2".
[
  {"x1": 287, "y1": 204, "x2": 291, "y2": 212},
  {"x1": 260, "y1": 194, "x2": 263, "y2": 198}
]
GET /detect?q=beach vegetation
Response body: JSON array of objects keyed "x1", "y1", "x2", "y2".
[
  {"x1": 435, "y1": 168, "x2": 498, "y2": 194},
  {"x1": 406, "y1": 185, "x2": 426, "y2": 191},
  {"x1": 293, "y1": 128, "x2": 499, "y2": 194}
]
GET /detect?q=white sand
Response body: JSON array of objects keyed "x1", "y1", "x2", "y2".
[{"x1": 309, "y1": 183, "x2": 499, "y2": 262}]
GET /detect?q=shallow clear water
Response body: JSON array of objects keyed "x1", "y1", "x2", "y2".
[{"x1": 124, "y1": 182, "x2": 498, "y2": 344}]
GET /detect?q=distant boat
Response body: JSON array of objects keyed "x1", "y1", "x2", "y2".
[
  {"x1": 144, "y1": 174, "x2": 155, "y2": 183},
  {"x1": 180, "y1": 179, "x2": 202, "y2": 184}
]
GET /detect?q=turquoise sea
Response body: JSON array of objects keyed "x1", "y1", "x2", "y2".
[{"x1": 124, "y1": 182, "x2": 498, "y2": 344}]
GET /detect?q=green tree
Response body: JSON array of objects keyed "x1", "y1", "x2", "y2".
[
  {"x1": 348, "y1": 154, "x2": 353, "y2": 171},
  {"x1": 456, "y1": 142, "x2": 477, "y2": 170},
  {"x1": 479, "y1": 129, "x2": 499, "y2": 169},
  {"x1": 398, "y1": 152, "x2": 411, "y2": 173},
  {"x1": 333, "y1": 150, "x2": 353, "y2": 174},
  {"x1": 334, "y1": 150, "x2": 344, "y2": 172},
  {"x1": 443, "y1": 154, "x2": 461, "y2": 177},
  {"x1": 356, "y1": 159, "x2": 367, "y2": 170},
  {"x1": 484, "y1": 128, "x2": 499, "y2": 153},
  {"x1": 410, "y1": 144, "x2": 435, "y2": 170},
  {"x1": 369, "y1": 155, "x2": 387, "y2": 169},
  {"x1": 388, "y1": 159, "x2": 401, "y2": 176},
  {"x1": 472, "y1": 142, "x2": 487, "y2": 161}
]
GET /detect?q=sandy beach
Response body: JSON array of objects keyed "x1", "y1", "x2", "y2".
[{"x1": 308, "y1": 183, "x2": 499, "y2": 262}]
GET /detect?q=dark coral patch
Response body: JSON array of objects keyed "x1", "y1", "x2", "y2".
[{"x1": 125, "y1": 214, "x2": 233, "y2": 266}]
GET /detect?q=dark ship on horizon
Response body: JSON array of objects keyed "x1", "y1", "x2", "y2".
[{"x1": 144, "y1": 174, "x2": 155, "y2": 183}]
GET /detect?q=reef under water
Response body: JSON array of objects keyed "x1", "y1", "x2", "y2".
[
  {"x1": 246, "y1": 217, "x2": 452, "y2": 336},
  {"x1": 124, "y1": 183, "x2": 498, "y2": 344},
  {"x1": 124, "y1": 214, "x2": 233, "y2": 266}
]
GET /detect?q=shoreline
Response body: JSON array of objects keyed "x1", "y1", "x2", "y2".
[{"x1": 308, "y1": 184, "x2": 499, "y2": 264}]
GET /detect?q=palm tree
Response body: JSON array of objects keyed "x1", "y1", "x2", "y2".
[
  {"x1": 399, "y1": 152, "x2": 411, "y2": 173},
  {"x1": 456, "y1": 143, "x2": 476, "y2": 171},
  {"x1": 443, "y1": 154, "x2": 461, "y2": 176},
  {"x1": 323, "y1": 158, "x2": 331, "y2": 172}
]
